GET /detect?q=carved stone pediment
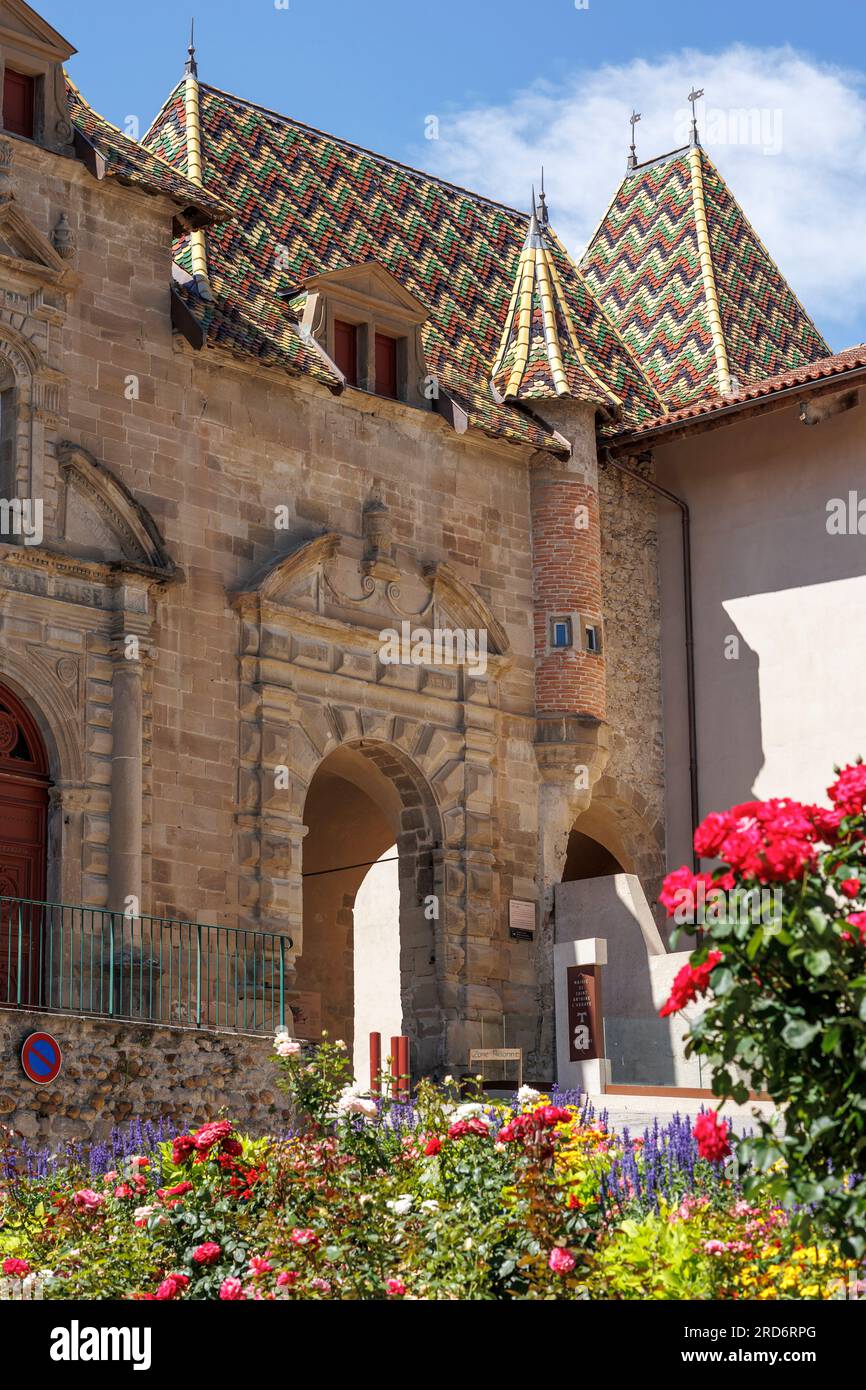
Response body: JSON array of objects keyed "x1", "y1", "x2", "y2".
[
  {"x1": 233, "y1": 533, "x2": 510, "y2": 663},
  {"x1": 55, "y1": 444, "x2": 176, "y2": 576},
  {"x1": 0, "y1": 195, "x2": 75, "y2": 292},
  {"x1": 298, "y1": 261, "x2": 429, "y2": 324}
]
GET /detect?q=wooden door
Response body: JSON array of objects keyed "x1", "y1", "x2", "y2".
[{"x1": 0, "y1": 685, "x2": 49, "y2": 1005}]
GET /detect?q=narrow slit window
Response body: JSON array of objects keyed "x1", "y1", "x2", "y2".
[{"x1": 585, "y1": 624, "x2": 601, "y2": 654}]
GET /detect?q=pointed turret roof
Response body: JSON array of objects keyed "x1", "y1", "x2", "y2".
[
  {"x1": 580, "y1": 144, "x2": 830, "y2": 408},
  {"x1": 489, "y1": 194, "x2": 661, "y2": 414}
]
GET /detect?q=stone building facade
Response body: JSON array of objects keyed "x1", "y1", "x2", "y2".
[{"x1": 0, "y1": 2, "x2": 860, "y2": 1140}]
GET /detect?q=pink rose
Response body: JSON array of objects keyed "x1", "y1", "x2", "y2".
[
  {"x1": 386, "y1": 1277, "x2": 407, "y2": 1297},
  {"x1": 2, "y1": 1258, "x2": 30, "y2": 1277},
  {"x1": 219, "y1": 1277, "x2": 245, "y2": 1300},
  {"x1": 73, "y1": 1188, "x2": 104, "y2": 1212},
  {"x1": 548, "y1": 1248, "x2": 576, "y2": 1275}
]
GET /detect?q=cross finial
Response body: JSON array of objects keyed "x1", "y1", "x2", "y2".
[
  {"x1": 688, "y1": 87, "x2": 704, "y2": 145},
  {"x1": 627, "y1": 109, "x2": 641, "y2": 169},
  {"x1": 185, "y1": 18, "x2": 198, "y2": 77},
  {"x1": 538, "y1": 165, "x2": 549, "y2": 225}
]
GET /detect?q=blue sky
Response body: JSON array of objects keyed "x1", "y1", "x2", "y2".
[{"x1": 42, "y1": 0, "x2": 866, "y2": 347}]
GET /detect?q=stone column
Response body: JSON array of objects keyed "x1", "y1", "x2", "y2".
[{"x1": 107, "y1": 581, "x2": 151, "y2": 914}]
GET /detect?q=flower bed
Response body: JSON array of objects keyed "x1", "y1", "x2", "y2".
[{"x1": 0, "y1": 1043, "x2": 860, "y2": 1300}]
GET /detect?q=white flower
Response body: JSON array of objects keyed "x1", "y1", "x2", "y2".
[
  {"x1": 420, "y1": 1199, "x2": 440, "y2": 1211},
  {"x1": 442, "y1": 1075, "x2": 454, "y2": 1085},
  {"x1": 452, "y1": 1101, "x2": 488, "y2": 1123},
  {"x1": 336, "y1": 1093, "x2": 378, "y2": 1120},
  {"x1": 275, "y1": 1033, "x2": 302, "y2": 1057},
  {"x1": 517, "y1": 1085, "x2": 541, "y2": 1108},
  {"x1": 386, "y1": 1195, "x2": 414, "y2": 1216},
  {"x1": 334, "y1": 1039, "x2": 347, "y2": 1049}
]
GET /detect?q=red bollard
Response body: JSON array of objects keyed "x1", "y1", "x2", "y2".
[
  {"x1": 390, "y1": 1036, "x2": 401, "y2": 1100},
  {"x1": 369, "y1": 1032, "x2": 382, "y2": 1095}
]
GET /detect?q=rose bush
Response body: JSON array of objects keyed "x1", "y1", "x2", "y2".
[
  {"x1": 659, "y1": 760, "x2": 866, "y2": 1255},
  {"x1": 0, "y1": 1035, "x2": 859, "y2": 1299}
]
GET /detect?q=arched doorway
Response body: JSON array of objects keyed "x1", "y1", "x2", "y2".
[
  {"x1": 0, "y1": 682, "x2": 50, "y2": 1004},
  {"x1": 295, "y1": 740, "x2": 440, "y2": 1079}
]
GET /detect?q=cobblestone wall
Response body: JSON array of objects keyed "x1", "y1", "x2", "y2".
[{"x1": 0, "y1": 1011, "x2": 289, "y2": 1146}]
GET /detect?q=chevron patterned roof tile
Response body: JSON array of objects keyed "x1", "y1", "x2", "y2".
[
  {"x1": 581, "y1": 147, "x2": 830, "y2": 408},
  {"x1": 141, "y1": 81, "x2": 660, "y2": 447},
  {"x1": 66, "y1": 78, "x2": 230, "y2": 223}
]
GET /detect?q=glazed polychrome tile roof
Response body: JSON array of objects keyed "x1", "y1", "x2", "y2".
[
  {"x1": 66, "y1": 78, "x2": 231, "y2": 227},
  {"x1": 140, "y1": 80, "x2": 663, "y2": 451},
  {"x1": 580, "y1": 145, "x2": 830, "y2": 410},
  {"x1": 609, "y1": 344, "x2": 866, "y2": 444}
]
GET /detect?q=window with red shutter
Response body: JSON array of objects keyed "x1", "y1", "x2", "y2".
[
  {"x1": 3, "y1": 70, "x2": 35, "y2": 139},
  {"x1": 333, "y1": 319, "x2": 358, "y2": 386},
  {"x1": 375, "y1": 333, "x2": 398, "y2": 399}
]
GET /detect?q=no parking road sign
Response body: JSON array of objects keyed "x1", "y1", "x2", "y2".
[{"x1": 21, "y1": 1031, "x2": 62, "y2": 1085}]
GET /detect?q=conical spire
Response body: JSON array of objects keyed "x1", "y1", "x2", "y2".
[
  {"x1": 490, "y1": 189, "x2": 622, "y2": 407},
  {"x1": 182, "y1": 18, "x2": 211, "y2": 298}
]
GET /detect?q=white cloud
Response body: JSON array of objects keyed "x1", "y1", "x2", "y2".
[{"x1": 414, "y1": 45, "x2": 866, "y2": 349}]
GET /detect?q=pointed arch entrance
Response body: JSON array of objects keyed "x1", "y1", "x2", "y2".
[
  {"x1": 0, "y1": 682, "x2": 50, "y2": 1003},
  {"x1": 295, "y1": 739, "x2": 442, "y2": 1079}
]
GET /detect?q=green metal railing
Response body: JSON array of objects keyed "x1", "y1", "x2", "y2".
[{"x1": 0, "y1": 897, "x2": 291, "y2": 1035}]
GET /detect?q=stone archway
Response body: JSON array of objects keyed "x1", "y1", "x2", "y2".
[{"x1": 294, "y1": 738, "x2": 442, "y2": 1076}]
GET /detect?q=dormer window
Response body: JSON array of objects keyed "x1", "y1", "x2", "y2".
[
  {"x1": 289, "y1": 261, "x2": 429, "y2": 408},
  {"x1": 3, "y1": 69, "x2": 35, "y2": 139},
  {"x1": 0, "y1": 5, "x2": 76, "y2": 153}
]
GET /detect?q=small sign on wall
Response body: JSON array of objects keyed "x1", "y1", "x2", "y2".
[
  {"x1": 566, "y1": 965, "x2": 601, "y2": 1061},
  {"x1": 21, "y1": 1031, "x2": 62, "y2": 1084},
  {"x1": 508, "y1": 898, "x2": 536, "y2": 941}
]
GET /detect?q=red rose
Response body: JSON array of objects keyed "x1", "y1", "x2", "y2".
[
  {"x1": 193, "y1": 1120, "x2": 234, "y2": 1153},
  {"x1": 828, "y1": 763, "x2": 866, "y2": 819},
  {"x1": 693, "y1": 1110, "x2": 731, "y2": 1163},
  {"x1": 447, "y1": 1117, "x2": 489, "y2": 1140},
  {"x1": 841, "y1": 878, "x2": 861, "y2": 897},
  {"x1": 386, "y1": 1277, "x2": 407, "y2": 1297},
  {"x1": 423, "y1": 1136, "x2": 441, "y2": 1156},
  {"x1": 660, "y1": 951, "x2": 723, "y2": 1017},
  {"x1": 2, "y1": 1258, "x2": 29, "y2": 1277},
  {"x1": 172, "y1": 1135, "x2": 196, "y2": 1165},
  {"x1": 192, "y1": 1241, "x2": 222, "y2": 1266},
  {"x1": 157, "y1": 1180, "x2": 194, "y2": 1200}
]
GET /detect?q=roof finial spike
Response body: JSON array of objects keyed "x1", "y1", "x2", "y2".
[
  {"x1": 627, "y1": 109, "x2": 641, "y2": 171},
  {"x1": 538, "y1": 165, "x2": 549, "y2": 225},
  {"x1": 185, "y1": 17, "x2": 198, "y2": 77},
  {"x1": 688, "y1": 87, "x2": 704, "y2": 146}
]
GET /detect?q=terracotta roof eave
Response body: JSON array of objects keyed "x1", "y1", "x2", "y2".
[{"x1": 606, "y1": 356, "x2": 866, "y2": 451}]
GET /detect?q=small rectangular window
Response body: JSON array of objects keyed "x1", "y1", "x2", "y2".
[
  {"x1": 3, "y1": 70, "x2": 35, "y2": 139},
  {"x1": 550, "y1": 617, "x2": 573, "y2": 649},
  {"x1": 333, "y1": 319, "x2": 358, "y2": 386},
  {"x1": 585, "y1": 624, "x2": 601, "y2": 654},
  {"x1": 375, "y1": 333, "x2": 398, "y2": 399}
]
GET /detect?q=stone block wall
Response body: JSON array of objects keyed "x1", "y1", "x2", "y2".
[{"x1": 0, "y1": 1010, "x2": 289, "y2": 1145}]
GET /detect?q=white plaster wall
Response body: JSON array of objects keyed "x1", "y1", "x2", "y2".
[
  {"x1": 654, "y1": 395, "x2": 866, "y2": 869},
  {"x1": 353, "y1": 845, "x2": 401, "y2": 1087}
]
